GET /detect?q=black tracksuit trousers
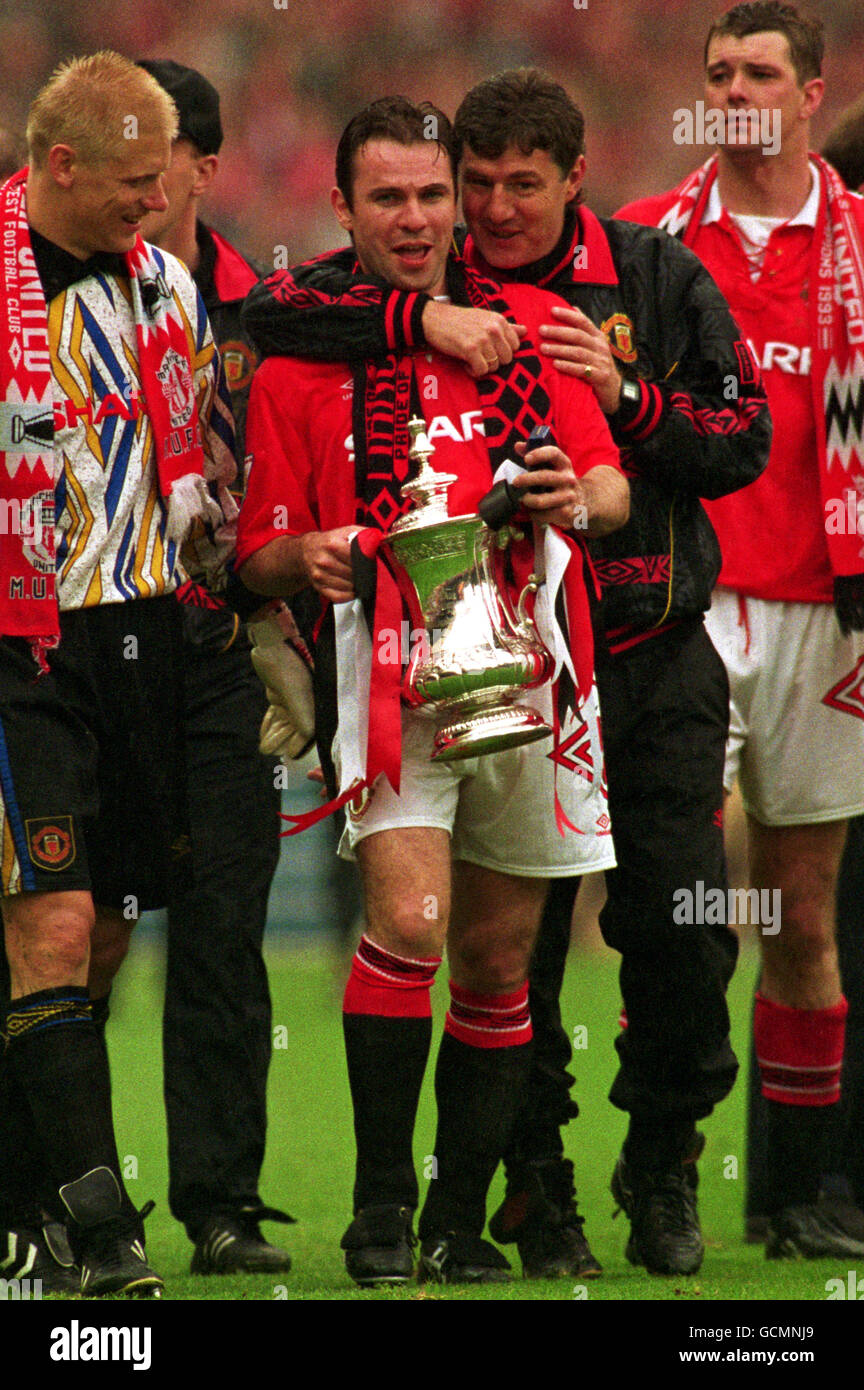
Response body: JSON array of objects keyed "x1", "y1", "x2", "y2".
[
  {"x1": 164, "y1": 608, "x2": 281, "y2": 1238},
  {"x1": 505, "y1": 619, "x2": 739, "y2": 1172}
]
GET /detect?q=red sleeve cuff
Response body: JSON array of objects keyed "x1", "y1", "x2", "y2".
[
  {"x1": 383, "y1": 291, "x2": 428, "y2": 353},
  {"x1": 616, "y1": 380, "x2": 664, "y2": 442}
]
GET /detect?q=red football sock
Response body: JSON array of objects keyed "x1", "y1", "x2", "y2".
[
  {"x1": 342, "y1": 938, "x2": 441, "y2": 1211},
  {"x1": 754, "y1": 991, "x2": 847, "y2": 1106},
  {"x1": 343, "y1": 934, "x2": 441, "y2": 1018},
  {"x1": 444, "y1": 980, "x2": 533, "y2": 1048}
]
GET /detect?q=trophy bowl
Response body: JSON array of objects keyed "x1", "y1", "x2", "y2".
[{"x1": 383, "y1": 418, "x2": 555, "y2": 762}]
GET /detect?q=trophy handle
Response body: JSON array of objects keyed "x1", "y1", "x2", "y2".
[
  {"x1": 515, "y1": 575, "x2": 542, "y2": 639},
  {"x1": 474, "y1": 525, "x2": 544, "y2": 648},
  {"x1": 475, "y1": 525, "x2": 513, "y2": 644}
]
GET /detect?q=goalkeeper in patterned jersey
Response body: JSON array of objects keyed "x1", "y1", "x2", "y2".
[{"x1": 0, "y1": 53, "x2": 235, "y2": 1298}]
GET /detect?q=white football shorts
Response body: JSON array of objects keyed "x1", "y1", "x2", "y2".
[
  {"x1": 335, "y1": 683, "x2": 615, "y2": 877},
  {"x1": 705, "y1": 588, "x2": 864, "y2": 826}
]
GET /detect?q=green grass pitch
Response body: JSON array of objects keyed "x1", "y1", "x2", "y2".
[{"x1": 97, "y1": 933, "x2": 846, "y2": 1302}]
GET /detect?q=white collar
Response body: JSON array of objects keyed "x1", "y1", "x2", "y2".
[{"x1": 703, "y1": 160, "x2": 821, "y2": 228}]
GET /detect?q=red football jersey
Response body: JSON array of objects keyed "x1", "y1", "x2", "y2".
[
  {"x1": 686, "y1": 217, "x2": 827, "y2": 602},
  {"x1": 237, "y1": 283, "x2": 621, "y2": 567},
  {"x1": 618, "y1": 184, "x2": 864, "y2": 603}
]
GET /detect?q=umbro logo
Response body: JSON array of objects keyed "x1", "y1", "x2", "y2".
[{"x1": 823, "y1": 654, "x2": 864, "y2": 721}]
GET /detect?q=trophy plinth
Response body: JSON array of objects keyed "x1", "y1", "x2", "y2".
[
  {"x1": 385, "y1": 416, "x2": 554, "y2": 762},
  {"x1": 432, "y1": 705, "x2": 552, "y2": 759}
]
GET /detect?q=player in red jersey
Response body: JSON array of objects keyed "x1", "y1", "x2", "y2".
[
  {"x1": 739, "y1": 86, "x2": 864, "y2": 1243},
  {"x1": 238, "y1": 97, "x2": 629, "y2": 1286},
  {"x1": 619, "y1": 1, "x2": 864, "y2": 1260},
  {"x1": 241, "y1": 68, "x2": 771, "y2": 1280}
]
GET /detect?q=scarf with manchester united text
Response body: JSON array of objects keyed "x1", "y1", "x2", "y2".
[
  {"x1": 659, "y1": 153, "x2": 864, "y2": 579},
  {"x1": 280, "y1": 249, "x2": 596, "y2": 834},
  {"x1": 0, "y1": 169, "x2": 219, "y2": 663}
]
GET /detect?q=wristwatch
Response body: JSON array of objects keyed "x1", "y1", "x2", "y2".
[
  {"x1": 614, "y1": 376, "x2": 643, "y2": 425},
  {"x1": 620, "y1": 378, "x2": 641, "y2": 405}
]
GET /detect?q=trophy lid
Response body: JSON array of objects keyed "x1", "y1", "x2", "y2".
[{"x1": 390, "y1": 416, "x2": 458, "y2": 535}]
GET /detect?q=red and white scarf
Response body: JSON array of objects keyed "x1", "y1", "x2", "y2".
[
  {"x1": 658, "y1": 153, "x2": 864, "y2": 578},
  {"x1": 0, "y1": 168, "x2": 220, "y2": 658}
]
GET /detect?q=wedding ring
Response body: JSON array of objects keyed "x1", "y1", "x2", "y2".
[{"x1": 584, "y1": 364, "x2": 593, "y2": 379}]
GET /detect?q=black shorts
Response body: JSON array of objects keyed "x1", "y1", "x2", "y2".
[{"x1": 0, "y1": 596, "x2": 188, "y2": 910}]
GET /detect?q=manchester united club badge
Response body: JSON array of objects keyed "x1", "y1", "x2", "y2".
[
  {"x1": 601, "y1": 312, "x2": 638, "y2": 363},
  {"x1": 26, "y1": 816, "x2": 76, "y2": 871},
  {"x1": 220, "y1": 340, "x2": 257, "y2": 393}
]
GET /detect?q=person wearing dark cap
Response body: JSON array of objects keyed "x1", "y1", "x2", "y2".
[
  {"x1": 137, "y1": 60, "x2": 261, "y2": 449},
  {"x1": 137, "y1": 58, "x2": 293, "y2": 1276}
]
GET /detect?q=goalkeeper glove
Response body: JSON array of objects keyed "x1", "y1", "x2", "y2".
[{"x1": 248, "y1": 605, "x2": 316, "y2": 762}]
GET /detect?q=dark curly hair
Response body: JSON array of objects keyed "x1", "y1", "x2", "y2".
[
  {"x1": 335, "y1": 96, "x2": 454, "y2": 208},
  {"x1": 453, "y1": 69, "x2": 585, "y2": 179}
]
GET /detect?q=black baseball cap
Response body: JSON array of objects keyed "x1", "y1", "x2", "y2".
[{"x1": 137, "y1": 59, "x2": 223, "y2": 155}]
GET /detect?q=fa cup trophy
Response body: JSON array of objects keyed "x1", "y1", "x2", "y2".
[{"x1": 384, "y1": 417, "x2": 555, "y2": 761}]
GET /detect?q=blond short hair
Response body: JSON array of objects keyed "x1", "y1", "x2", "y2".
[{"x1": 26, "y1": 50, "x2": 178, "y2": 168}]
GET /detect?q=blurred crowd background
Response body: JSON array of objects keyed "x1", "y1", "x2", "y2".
[{"x1": 2, "y1": 0, "x2": 863, "y2": 268}]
